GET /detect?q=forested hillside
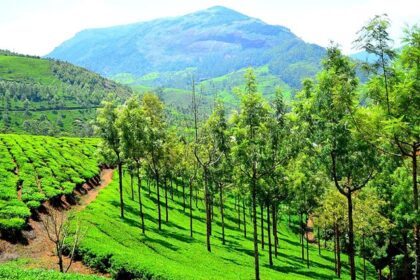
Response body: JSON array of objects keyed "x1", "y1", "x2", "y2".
[{"x1": 0, "y1": 52, "x2": 132, "y2": 136}]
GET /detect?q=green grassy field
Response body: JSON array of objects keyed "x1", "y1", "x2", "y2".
[
  {"x1": 0, "y1": 55, "x2": 60, "y2": 84},
  {"x1": 74, "y1": 171, "x2": 376, "y2": 279}
]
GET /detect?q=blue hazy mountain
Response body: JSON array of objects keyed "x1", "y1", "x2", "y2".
[{"x1": 47, "y1": 6, "x2": 326, "y2": 90}]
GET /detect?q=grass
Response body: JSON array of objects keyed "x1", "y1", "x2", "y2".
[
  {"x1": 0, "y1": 55, "x2": 59, "y2": 84},
  {"x1": 74, "y1": 171, "x2": 376, "y2": 279}
]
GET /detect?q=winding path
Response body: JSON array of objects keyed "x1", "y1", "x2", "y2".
[{"x1": 0, "y1": 169, "x2": 114, "y2": 277}]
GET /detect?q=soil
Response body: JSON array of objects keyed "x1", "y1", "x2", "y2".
[
  {"x1": 0, "y1": 169, "x2": 114, "y2": 277},
  {"x1": 306, "y1": 216, "x2": 316, "y2": 243}
]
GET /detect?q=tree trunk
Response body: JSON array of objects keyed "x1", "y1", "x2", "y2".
[
  {"x1": 165, "y1": 177, "x2": 169, "y2": 223},
  {"x1": 57, "y1": 244, "x2": 64, "y2": 273},
  {"x1": 137, "y1": 167, "x2": 145, "y2": 233},
  {"x1": 204, "y1": 168, "x2": 211, "y2": 252},
  {"x1": 324, "y1": 228, "x2": 327, "y2": 249},
  {"x1": 156, "y1": 171, "x2": 161, "y2": 230},
  {"x1": 182, "y1": 179, "x2": 186, "y2": 211},
  {"x1": 301, "y1": 213, "x2": 305, "y2": 261},
  {"x1": 334, "y1": 226, "x2": 337, "y2": 275},
  {"x1": 195, "y1": 188, "x2": 199, "y2": 208},
  {"x1": 243, "y1": 198, "x2": 247, "y2": 238},
  {"x1": 336, "y1": 223, "x2": 341, "y2": 278},
  {"x1": 238, "y1": 195, "x2": 241, "y2": 230},
  {"x1": 260, "y1": 204, "x2": 264, "y2": 250},
  {"x1": 211, "y1": 194, "x2": 215, "y2": 221},
  {"x1": 130, "y1": 173, "x2": 134, "y2": 200},
  {"x1": 306, "y1": 218, "x2": 310, "y2": 268},
  {"x1": 412, "y1": 148, "x2": 419, "y2": 280},
  {"x1": 252, "y1": 176, "x2": 260, "y2": 280},
  {"x1": 347, "y1": 192, "x2": 356, "y2": 280},
  {"x1": 403, "y1": 231, "x2": 410, "y2": 280},
  {"x1": 362, "y1": 234, "x2": 366, "y2": 280},
  {"x1": 209, "y1": 194, "x2": 213, "y2": 236},
  {"x1": 267, "y1": 200, "x2": 273, "y2": 266},
  {"x1": 220, "y1": 183, "x2": 225, "y2": 245},
  {"x1": 189, "y1": 179, "x2": 193, "y2": 237},
  {"x1": 118, "y1": 161, "x2": 124, "y2": 219},
  {"x1": 272, "y1": 203, "x2": 278, "y2": 258},
  {"x1": 170, "y1": 177, "x2": 174, "y2": 201},
  {"x1": 317, "y1": 226, "x2": 321, "y2": 255}
]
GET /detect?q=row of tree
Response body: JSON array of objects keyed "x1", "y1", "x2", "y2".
[{"x1": 96, "y1": 18, "x2": 419, "y2": 280}]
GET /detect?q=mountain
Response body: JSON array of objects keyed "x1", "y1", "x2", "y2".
[
  {"x1": 47, "y1": 6, "x2": 325, "y2": 92},
  {"x1": 0, "y1": 50, "x2": 132, "y2": 136},
  {"x1": 350, "y1": 50, "x2": 378, "y2": 63}
]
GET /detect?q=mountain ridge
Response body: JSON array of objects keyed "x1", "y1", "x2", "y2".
[{"x1": 47, "y1": 6, "x2": 325, "y2": 91}]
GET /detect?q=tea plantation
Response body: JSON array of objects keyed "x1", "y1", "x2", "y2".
[
  {"x1": 73, "y1": 171, "x2": 376, "y2": 279},
  {"x1": 0, "y1": 261, "x2": 104, "y2": 280},
  {"x1": 0, "y1": 134, "x2": 99, "y2": 230}
]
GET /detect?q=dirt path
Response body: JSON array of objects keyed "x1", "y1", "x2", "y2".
[
  {"x1": 306, "y1": 216, "x2": 315, "y2": 242},
  {"x1": 76, "y1": 169, "x2": 113, "y2": 211},
  {"x1": 0, "y1": 169, "x2": 114, "y2": 277}
]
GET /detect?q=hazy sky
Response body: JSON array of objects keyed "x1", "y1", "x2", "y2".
[{"x1": 0, "y1": 0, "x2": 419, "y2": 56}]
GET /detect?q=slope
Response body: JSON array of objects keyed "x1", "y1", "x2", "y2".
[
  {"x1": 0, "y1": 134, "x2": 99, "y2": 231},
  {"x1": 74, "y1": 171, "x2": 376, "y2": 279},
  {"x1": 0, "y1": 51, "x2": 132, "y2": 136}
]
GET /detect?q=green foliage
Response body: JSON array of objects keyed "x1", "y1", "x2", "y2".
[
  {"x1": 0, "y1": 53, "x2": 132, "y2": 136},
  {"x1": 0, "y1": 134, "x2": 99, "y2": 230},
  {"x1": 0, "y1": 261, "x2": 103, "y2": 279}
]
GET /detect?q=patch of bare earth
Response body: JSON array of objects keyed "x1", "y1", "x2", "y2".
[
  {"x1": 0, "y1": 169, "x2": 114, "y2": 277},
  {"x1": 306, "y1": 216, "x2": 315, "y2": 242}
]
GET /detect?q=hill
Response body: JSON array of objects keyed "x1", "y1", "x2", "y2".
[
  {"x1": 0, "y1": 52, "x2": 132, "y2": 136},
  {"x1": 47, "y1": 6, "x2": 325, "y2": 92}
]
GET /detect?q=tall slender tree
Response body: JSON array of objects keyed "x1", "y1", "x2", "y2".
[
  {"x1": 231, "y1": 68, "x2": 271, "y2": 280},
  {"x1": 96, "y1": 101, "x2": 124, "y2": 218},
  {"x1": 312, "y1": 46, "x2": 378, "y2": 280},
  {"x1": 143, "y1": 93, "x2": 167, "y2": 230},
  {"x1": 118, "y1": 97, "x2": 147, "y2": 233}
]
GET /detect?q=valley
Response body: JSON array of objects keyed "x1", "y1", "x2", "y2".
[{"x1": 0, "y1": 3, "x2": 419, "y2": 280}]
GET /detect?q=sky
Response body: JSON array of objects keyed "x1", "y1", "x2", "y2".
[{"x1": 0, "y1": 0, "x2": 419, "y2": 56}]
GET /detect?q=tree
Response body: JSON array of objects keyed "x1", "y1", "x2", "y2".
[
  {"x1": 192, "y1": 80, "x2": 222, "y2": 252},
  {"x1": 356, "y1": 24, "x2": 420, "y2": 278},
  {"x1": 142, "y1": 93, "x2": 167, "y2": 230},
  {"x1": 312, "y1": 46, "x2": 378, "y2": 280},
  {"x1": 208, "y1": 101, "x2": 231, "y2": 245},
  {"x1": 353, "y1": 14, "x2": 395, "y2": 113},
  {"x1": 96, "y1": 101, "x2": 124, "y2": 218},
  {"x1": 118, "y1": 97, "x2": 147, "y2": 233},
  {"x1": 231, "y1": 68, "x2": 271, "y2": 280},
  {"x1": 41, "y1": 208, "x2": 85, "y2": 273},
  {"x1": 316, "y1": 187, "x2": 348, "y2": 277}
]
